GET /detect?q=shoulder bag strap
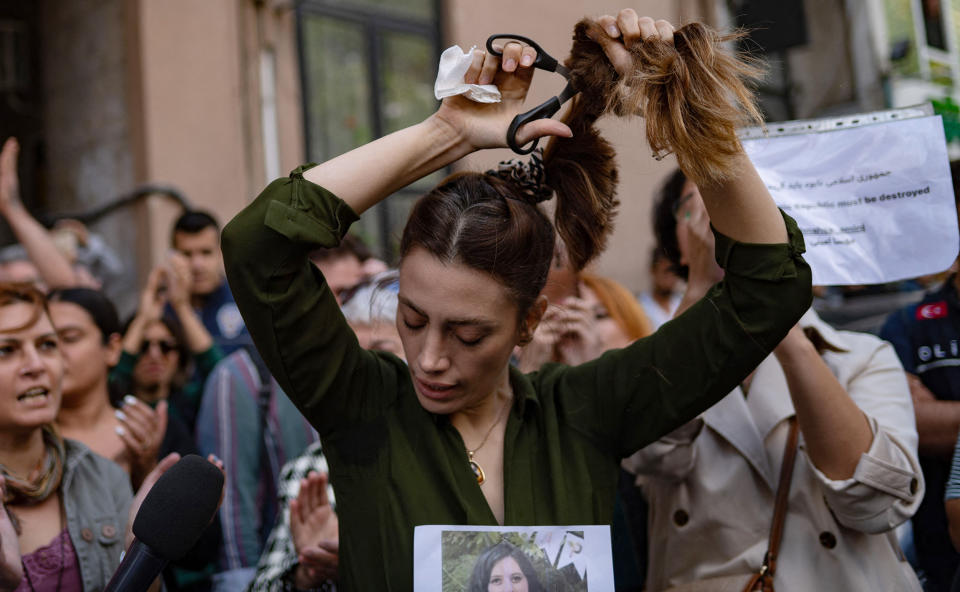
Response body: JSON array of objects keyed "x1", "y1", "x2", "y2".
[{"x1": 745, "y1": 416, "x2": 800, "y2": 592}]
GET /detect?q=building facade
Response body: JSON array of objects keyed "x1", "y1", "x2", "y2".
[{"x1": 0, "y1": 0, "x2": 956, "y2": 309}]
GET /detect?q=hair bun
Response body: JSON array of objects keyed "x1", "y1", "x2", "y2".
[{"x1": 487, "y1": 148, "x2": 553, "y2": 204}]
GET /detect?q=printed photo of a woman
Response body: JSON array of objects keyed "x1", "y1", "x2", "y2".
[{"x1": 467, "y1": 542, "x2": 544, "y2": 592}]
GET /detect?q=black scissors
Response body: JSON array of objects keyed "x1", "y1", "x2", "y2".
[{"x1": 486, "y1": 34, "x2": 579, "y2": 155}]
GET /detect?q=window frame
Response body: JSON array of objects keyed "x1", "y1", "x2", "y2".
[
  {"x1": 909, "y1": 0, "x2": 959, "y2": 84},
  {"x1": 295, "y1": 0, "x2": 445, "y2": 260}
]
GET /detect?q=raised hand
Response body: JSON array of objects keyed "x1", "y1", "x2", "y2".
[
  {"x1": 0, "y1": 138, "x2": 22, "y2": 215},
  {"x1": 117, "y1": 396, "x2": 169, "y2": 488},
  {"x1": 0, "y1": 477, "x2": 23, "y2": 591},
  {"x1": 164, "y1": 253, "x2": 192, "y2": 311},
  {"x1": 586, "y1": 10, "x2": 675, "y2": 77},
  {"x1": 676, "y1": 187, "x2": 724, "y2": 292},
  {"x1": 290, "y1": 471, "x2": 338, "y2": 588},
  {"x1": 138, "y1": 267, "x2": 168, "y2": 323},
  {"x1": 554, "y1": 296, "x2": 606, "y2": 366},
  {"x1": 301, "y1": 36, "x2": 575, "y2": 214},
  {"x1": 434, "y1": 41, "x2": 572, "y2": 151},
  {"x1": 515, "y1": 305, "x2": 564, "y2": 372}
]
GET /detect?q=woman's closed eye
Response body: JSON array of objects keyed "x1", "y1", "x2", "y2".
[
  {"x1": 456, "y1": 334, "x2": 484, "y2": 346},
  {"x1": 402, "y1": 317, "x2": 426, "y2": 331},
  {"x1": 454, "y1": 328, "x2": 488, "y2": 346}
]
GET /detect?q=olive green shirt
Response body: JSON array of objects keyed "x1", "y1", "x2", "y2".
[{"x1": 221, "y1": 165, "x2": 812, "y2": 591}]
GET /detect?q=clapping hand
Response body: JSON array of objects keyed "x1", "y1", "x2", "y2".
[
  {"x1": 290, "y1": 472, "x2": 339, "y2": 588},
  {"x1": 164, "y1": 253, "x2": 192, "y2": 311},
  {"x1": 117, "y1": 396, "x2": 168, "y2": 489}
]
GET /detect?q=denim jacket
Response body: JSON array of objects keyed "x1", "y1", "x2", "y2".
[{"x1": 62, "y1": 438, "x2": 133, "y2": 592}]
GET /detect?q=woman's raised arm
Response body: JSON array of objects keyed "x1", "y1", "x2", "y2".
[
  {"x1": 302, "y1": 43, "x2": 570, "y2": 215},
  {"x1": 222, "y1": 45, "x2": 569, "y2": 434},
  {"x1": 589, "y1": 11, "x2": 786, "y2": 245},
  {"x1": 545, "y1": 11, "x2": 810, "y2": 458}
]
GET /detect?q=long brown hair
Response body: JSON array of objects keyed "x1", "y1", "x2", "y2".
[{"x1": 566, "y1": 19, "x2": 765, "y2": 187}]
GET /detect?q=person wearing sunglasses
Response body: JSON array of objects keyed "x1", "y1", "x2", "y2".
[
  {"x1": 115, "y1": 257, "x2": 224, "y2": 431},
  {"x1": 110, "y1": 260, "x2": 226, "y2": 591}
]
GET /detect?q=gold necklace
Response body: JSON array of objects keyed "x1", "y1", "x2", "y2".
[{"x1": 464, "y1": 397, "x2": 511, "y2": 485}]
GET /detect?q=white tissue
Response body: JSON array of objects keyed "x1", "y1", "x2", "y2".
[{"x1": 434, "y1": 45, "x2": 501, "y2": 103}]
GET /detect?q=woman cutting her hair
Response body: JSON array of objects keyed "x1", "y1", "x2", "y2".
[{"x1": 223, "y1": 10, "x2": 811, "y2": 590}]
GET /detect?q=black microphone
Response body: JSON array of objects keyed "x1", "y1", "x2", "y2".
[{"x1": 106, "y1": 454, "x2": 224, "y2": 592}]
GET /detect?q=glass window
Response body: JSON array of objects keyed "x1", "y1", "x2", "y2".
[
  {"x1": 921, "y1": 0, "x2": 948, "y2": 50},
  {"x1": 379, "y1": 32, "x2": 434, "y2": 135},
  {"x1": 379, "y1": 31, "x2": 443, "y2": 191},
  {"x1": 298, "y1": 0, "x2": 440, "y2": 261},
  {"x1": 322, "y1": 0, "x2": 433, "y2": 21},
  {"x1": 301, "y1": 15, "x2": 373, "y2": 162}
]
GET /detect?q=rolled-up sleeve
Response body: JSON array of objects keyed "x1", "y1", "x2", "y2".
[
  {"x1": 811, "y1": 341, "x2": 923, "y2": 533},
  {"x1": 222, "y1": 165, "x2": 399, "y2": 438}
]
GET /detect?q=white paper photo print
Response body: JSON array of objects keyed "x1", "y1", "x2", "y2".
[
  {"x1": 740, "y1": 106, "x2": 958, "y2": 286},
  {"x1": 413, "y1": 524, "x2": 614, "y2": 592}
]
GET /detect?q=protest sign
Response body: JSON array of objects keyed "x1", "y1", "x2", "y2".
[
  {"x1": 740, "y1": 106, "x2": 957, "y2": 285},
  {"x1": 413, "y1": 524, "x2": 614, "y2": 592}
]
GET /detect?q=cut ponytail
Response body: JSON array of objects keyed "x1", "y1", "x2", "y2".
[{"x1": 565, "y1": 19, "x2": 766, "y2": 187}]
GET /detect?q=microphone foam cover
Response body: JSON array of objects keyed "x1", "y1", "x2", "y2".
[{"x1": 132, "y1": 454, "x2": 224, "y2": 560}]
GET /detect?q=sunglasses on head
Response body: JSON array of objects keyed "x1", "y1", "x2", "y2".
[{"x1": 139, "y1": 339, "x2": 177, "y2": 356}]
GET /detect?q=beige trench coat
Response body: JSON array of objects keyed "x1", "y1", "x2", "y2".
[{"x1": 624, "y1": 311, "x2": 924, "y2": 592}]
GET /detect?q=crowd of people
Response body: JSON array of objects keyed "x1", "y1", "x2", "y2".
[{"x1": 1, "y1": 8, "x2": 960, "y2": 592}]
